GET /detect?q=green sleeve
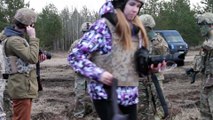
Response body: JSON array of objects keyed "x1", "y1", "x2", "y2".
[{"x1": 6, "y1": 37, "x2": 39, "y2": 64}]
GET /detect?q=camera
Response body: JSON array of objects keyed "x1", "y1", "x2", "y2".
[
  {"x1": 135, "y1": 46, "x2": 185, "y2": 76},
  {"x1": 39, "y1": 49, "x2": 51, "y2": 59}
]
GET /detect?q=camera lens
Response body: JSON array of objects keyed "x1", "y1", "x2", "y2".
[{"x1": 46, "y1": 53, "x2": 51, "y2": 59}]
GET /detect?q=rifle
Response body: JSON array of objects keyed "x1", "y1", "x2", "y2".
[
  {"x1": 36, "y1": 49, "x2": 52, "y2": 91},
  {"x1": 185, "y1": 48, "x2": 206, "y2": 84},
  {"x1": 185, "y1": 68, "x2": 199, "y2": 84},
  {"x1": 36, "y1": 62, "x2": 42, "y2": 91},
  {"x1": 134, "y1": 46, "x2": 181, "y2": 119},
  {"x1": 135, "y1": 46, "x2": 185, "y2": 77}
]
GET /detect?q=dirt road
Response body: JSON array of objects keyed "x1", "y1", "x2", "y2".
[{"x1": 30, "y1": 51, "x2": 201, "y2": 120}]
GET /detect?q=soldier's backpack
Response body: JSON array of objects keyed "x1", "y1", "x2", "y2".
[{"x1": 0, "y1": 33, "x2": 7, "y2": 78}]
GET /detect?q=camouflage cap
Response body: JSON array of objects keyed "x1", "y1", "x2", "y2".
[
  {"x1": 195, "y1": 12, "x2": 213, "y2": 36},
  {"x1": 14, "y1": 8, "x2": 37, "y2": 26},
  {"x1": 196, "y1": 12, "x2": 213, "y2": 25},
  {"x1": 112, "y1": 0, "x2": 145, "y2": 10},
  {"x1": 139, "y1": 14, "x2": 156, "y2": 28},
  {"x1": 80, "y1": 22, "x2": 92, "y2": 33}
]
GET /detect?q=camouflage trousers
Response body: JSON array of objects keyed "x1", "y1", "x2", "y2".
[
  {"x1": 0, "y1": 79, "x2": 12, "y2": 120},
  {"x1": 138, "y1": 73, "x2": 167, "y2": 120},
  {"x1": 200, "y1": 74, "x2": 213, "y2": 120},
  {"x1": 0, "y1": 79, "x2": 6, "y2": 120},
  {"x1": 73, "y1": 74, "x2": 93, "y2": 118},
  {"x1": 4, "y1": 81, "x2": 12, "y2": 119}
]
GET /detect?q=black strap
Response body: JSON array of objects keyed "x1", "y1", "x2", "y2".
[
  {"x1": 101, "y1": 13, "x2": 117, "y2": 26},
  {"x1": 103, "y1": 78, "x2": 128, "y2": 120},
  {"x1": 111, "y1": 78, "x2": 119, "y2": 114},
  {"x1": 111, "y1": 78, "x2": 128, "y2": 120}
]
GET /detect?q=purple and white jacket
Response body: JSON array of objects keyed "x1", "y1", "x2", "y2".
[{"x1": 67, "y1": 1, "x2": 139, "y2": 106}]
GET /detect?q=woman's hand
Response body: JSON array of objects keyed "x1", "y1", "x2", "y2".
[
  {"x1": 39, "y1": 53, "x2": 47, "y2": 63},
  {"x1": 150, "y1": 60, "x2": 166, "y2": 73},
  {"x1": 100, "y1": 71, "x2": 113, "y2": 86}
]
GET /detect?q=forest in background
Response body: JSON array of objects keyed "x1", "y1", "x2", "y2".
[{"x1": 0, "y1": 0, "x2": 212, "y2": 51}]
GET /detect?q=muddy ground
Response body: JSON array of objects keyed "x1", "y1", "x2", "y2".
[{"x1": 30, "y1": 50, "x2": 201, "y2": 120}]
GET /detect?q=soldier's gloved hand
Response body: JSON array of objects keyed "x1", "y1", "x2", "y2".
[
  {"x1": 26, "y1": 25, "x2": 36, "y2": 38},
  {"x1": 201, "y1": 46, "x2": 208, "y2": 53}
]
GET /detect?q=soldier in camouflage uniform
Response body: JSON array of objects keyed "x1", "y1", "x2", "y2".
[
  {"x1": 139, "y1": 14, "x2": 169, "y2": 120},
  {"x1": 69, "y1": 22, "x2": 93, "y2": 118},
  {"x1": 192, "y1": 12, "x2": 213, "y2": 120},
  {"x1": 0, "y1": 45, "x2": 6, "y2": 120},
  {"x1": 68, "y1": 22, "x2": 92, "y2": 53}
]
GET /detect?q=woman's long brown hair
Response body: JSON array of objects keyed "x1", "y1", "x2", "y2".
[{"x1": 115, "y1": 9, "x2": 148, "y2": 50}]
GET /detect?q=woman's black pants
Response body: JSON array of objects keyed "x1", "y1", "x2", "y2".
[{"x1": 93, "y1": 99, "x2": 137, "y2": 120}]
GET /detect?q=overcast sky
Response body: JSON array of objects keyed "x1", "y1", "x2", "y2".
[
  {"x1": 25, "y1": 0, "x2": 106, "y2": 12},
  {"x1": 25, "y1": 0, "x2": 202, "y2": 13}
]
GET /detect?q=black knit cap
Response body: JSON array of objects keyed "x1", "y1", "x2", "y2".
[
  {"x1": 112, "y1": 0, "x2": 128, "y2": 11},
  {"x1": 102, "y1": 0, "x2": 144, "y2": 28},
  {"x1": 112, "y1": 0, "x2": 144, "y2": 11}
]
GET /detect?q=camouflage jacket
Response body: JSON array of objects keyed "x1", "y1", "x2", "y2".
[
  {"x1": 149, "y1": 32, "x2": 168, "y2": 55},
  {"x1": 195, "y1": 39, "x2": 213, "y2": 74}
]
